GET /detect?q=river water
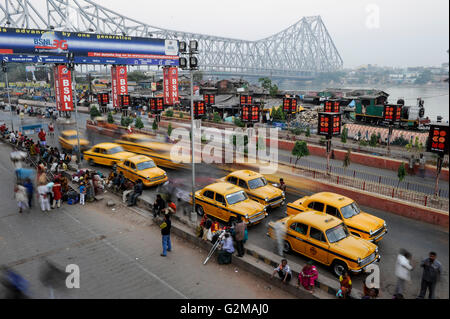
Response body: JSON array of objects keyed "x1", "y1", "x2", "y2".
[{"x1": 285, "y1": 84, "x2": 449, "y2": 122}]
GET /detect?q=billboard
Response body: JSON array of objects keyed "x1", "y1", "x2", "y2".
[
  {"x1": 318, "y1": 112, "x2": 341, "y2": 138},
  {"x1": 427, "y1": 124, "x2": 449, "y2": 155},
  {"x1": 53, "y1": 65, "x2": 73, "y2": 111},
  {"x1": 163, "y1": 67, "x2": 179, "y2": 105},
  {"x1": 111, "y1": 65, "x2": 128, "y2": 108},
  {"x1": 0, "y1": 27, "x2": 178, "y2": 59},
  {"x1": 324, "y1": 101, "x2": 340, "y2": 113}
]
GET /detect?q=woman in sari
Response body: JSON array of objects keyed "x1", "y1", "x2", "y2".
[{"x1": 297, "y1": 261, "x2": 318, "y2": 293}]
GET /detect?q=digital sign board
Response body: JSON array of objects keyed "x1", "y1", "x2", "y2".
[{"x1": 318, "y1": 112, "x2": 341, "y2": 137}]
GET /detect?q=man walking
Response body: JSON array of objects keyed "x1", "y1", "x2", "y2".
[
  {"x1": 394, "y1": 249, "x2": 413, "y2": 299},
  {"x1": 160, "y1": 213, "x2": 172, "y2": 257},
  {"x1": 23, "y1": 179, "x2": 34, "y2": 210},
  {"x1": 417, "y1": 252, "x2": 442, "y2": 299},
  {"x1": 234, "y1": 216, "x2": 247, "y2": 257}
]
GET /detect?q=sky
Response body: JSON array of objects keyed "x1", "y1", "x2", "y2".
[{"x1": 23, "y1": 0, "x2": 450, "y2": 68}]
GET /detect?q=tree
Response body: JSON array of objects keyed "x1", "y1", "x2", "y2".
[
  {"x1": 271, "y1": 107, "x2": 285, "y2": 122},
  {"x1": 397, "y1": 163, "x2": 407, "y2": 188},
  {"x1": 343, "y1": 149, "x2": 351, "y2": 168},
  {"x1": 135, "y1": 117, "x2": 144, "y2": 129},
  {"x1": 90, "y1": 105, "x2": 101, "y2": 120},
  {"x1": 341, "y1": 126, "x2": 348, "y2": 143},
  {"x1": 292, "y1": 141, "x2": 310, "y2": 167},
  {"x1": 152, "y1": 119, "x2": 158, "y2": 131},
  {"x1": 259, "y1": 77, "x2": 278, "y2": 97},
  {"x1": 127, "y1": 71, "x2": 149, "y2": 82},
  {"x1": 213, "y1": 112, "x2": 222, "y2": 123},
  {"x1": 305, "y1": 127, "x2": 311, "y2": 137},
  {"x1": 234, "y1": 118, "x2": 245, "y2": 128},
  {"x1": 165, "y1": 110, "x2": 174, "y2": 117},
  {"x1": 270, "y1": 84, "x2": 279, "y2": 97},
  {"x1": 369, "y1": 133, "x2": 378, "y2": 147},
  {"x1": 107, "y1": 112, "x2": 114, "y2": 124},
  {"x1": 167, "y1": 123, "x2": 173, "y2": 137}
]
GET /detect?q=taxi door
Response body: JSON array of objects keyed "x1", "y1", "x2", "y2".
[
  {"x1": 214, "y1": 193, "x2": 228, "y2": 222},
  {"x1": 121, "y1": 160, "x2": 132, "y2": 181},
  {"x1": 304, "y1": 227, "x2": 330, "y2": 265},
  {"x1": 286, "y1": 222, "x2": 307, "y2": 254},
  {"x1": 200, "y1": 190, "x2": 217, "y2": 219}
]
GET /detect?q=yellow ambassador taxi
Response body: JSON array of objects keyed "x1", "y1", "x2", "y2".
[
  {"x1": 193, "y1": 182, "x2": 268, "y2": 225},
  {"x1": 115, "y1": 134, "x2": 188, "y2": 169},
  {"x1": 268, "y1": 211, "x2": 380, "y2": 277},
  {"x1": 287, "y1": 192, "x2": 387, "y2": 243},
  {"x1": 217, "y1": 170, "x2": 285, "y2": 209},
  {"x1": 59, "y1": 130, "x2": 89, "y2": 152},
  {"x1": 83, "y1": 143, "x2": 135, "y2": 169},
  {"x1": 117, "y1": 155, "x2": 168, "y2": 187}
]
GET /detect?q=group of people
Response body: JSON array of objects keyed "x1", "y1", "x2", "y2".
[
  {"x1": 271, "y1": 259, "x2": 320, "y2": 294},
  {"x1": 72, "y1": 169, "x2": 106, "y2": 205}
]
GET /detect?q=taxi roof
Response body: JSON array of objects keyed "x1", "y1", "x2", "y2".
[
  {"x1": 289, "y1": 210, "x2": 342, "y2": 231},
  {"x1": 309, "y1": 192, "x2": 354, "y2": 208},
  {"x1": 122, "y1": 133, "x2": 151, "y2": 140},
  {"x1": 127, "y1": 155, "x2": 154, "y2": 164},
  {"x1": 204, "y1": 182, "x2": 244, "y2": 196},
  {"x1": 62, "y1": 130, "x2": 78, "y2": 135},
  {"x1": 92, "y1": 143, "x2": 122, "y2": 150},
  {"x1": 228, "y1": 170, "x2": 263, "y2": 180}
]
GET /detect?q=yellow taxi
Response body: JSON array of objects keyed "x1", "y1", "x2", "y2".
[
  {"x1": 217, "y1": 170, "x2": 285, "y2": 209},
  {"x1": 193, "y1": 182, "x2": 268, "y2": 225},
  {"x1": 83, "y1": 143, "x2": 135, "y2": 169},
  {"x1": 117, "y1": 155, "x2": 168, "y2": 187},
  {"x1": 115, "y1": 134, "x2": 188, "y2": 169},
  {"x1": 59, "y1": 130, "x2": 89, "y2": 152},
  {"x1": 287, "y1": 192, "x2": 387, "y2": 243},
  {"x1": 268, "y1": 211, "x2": 380, "y2": 277}
]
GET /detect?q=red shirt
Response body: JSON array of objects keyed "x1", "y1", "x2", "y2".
[
  {"x1": 38, "y1": 130, "x2": 46, "y2": 141},
  {"x1": 52, "y1": 183, "x2": 62, "y2": 200},
  {"x1": 48, "y1": 125, "x2": 54, "y2": 132}
]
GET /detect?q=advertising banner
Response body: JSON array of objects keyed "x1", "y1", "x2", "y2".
[
  {"x1": 0, "y1": 27, "x2": 178, "y2": 60},
  {"x1": 54, "y1": 65, "x2": 73, "y2": 111},
  {"x1": 163, "y1": 67, "x2": 171, "y2": 105},
  {"x1": 111, "y1": 65, "x2": 128, "y2": 108}
]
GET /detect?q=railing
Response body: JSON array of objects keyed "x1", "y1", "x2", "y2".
[{"x1": 288, "y1": 164, "x2": 449, "y2": 212}]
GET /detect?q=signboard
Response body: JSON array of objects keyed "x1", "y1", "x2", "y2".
[
  {"x1": 163, "y1": 67, "x2": 179, "y2": 105},
  {"x1": 111, "y1": 65, "x2": 128, "y2": 108},
  {"x1": 194, "y1": 101, "x2": 205, "y2": 119},
  {"x1": 151, "y1": 82, "x2": 157, "y2": 92},
  {"x1": 204, "y1": 94, "x2": 216, "y2": 106},
  {"x1": 384, "y1": 104, "x2": 402, "y2": 122},
  {"x1": 97, "y1": 93, "x2": 109, "y2": 106},
  {"x1": 119, "y1": 94, "x2": 130, "y2": 107},
  {"x1": 150, "y1": 97, "x2": 164, "y2": 113},
  {"x1": 427, "y1": 124, "x2": 449, "y2": 155},
  {"x1": 283, "y1": 98, "x2": 297, "y2": 113},
  {"x1": 318, "y1": 112, "x2": 341, "y2": 137},
  {"x1": 0, "y1": 27, "x2": 178, "y2": 60},
  {"x1": 240, "y1": 95, "x2": 253, "y2": 106},
  {"x1": 54, "y1": 64, "x2": 73, "y2": 111},
  {"x1": 324, "y1": 101, "x2": 340, "y2": 113}
]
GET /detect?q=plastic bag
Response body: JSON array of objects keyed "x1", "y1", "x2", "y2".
[{"x1": 206, "y1": 228, "x2": 213, "y2": 241}]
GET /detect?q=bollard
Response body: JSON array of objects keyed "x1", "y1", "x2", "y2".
[
  {"x1": 337, "y1": 176, "x2": 339, "y2": 184},
  {"x1": 363, "y1": 181, "x2": 365, "y2": 191},
  {"x1": 392, "y1": 188, "x2": 395, "y2": 198},
  {"x1": 424, "y1": 196, "x2": 428, "y2": 207}
]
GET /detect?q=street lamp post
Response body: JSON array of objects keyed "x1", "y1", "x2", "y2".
[
  {"x1": 179, "y1": 40, "x2": 199, "y2": 224},
  {"x1": 66, "y1": 54, "x2": 82, "y2": 168}
]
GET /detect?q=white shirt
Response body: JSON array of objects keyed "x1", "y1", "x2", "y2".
[
  {"x1": 395, "y1": 254, "x2": 413, "y2": 281},
  {"x1": 38, "y1": 185, "x2": 49, "y2": 199}
]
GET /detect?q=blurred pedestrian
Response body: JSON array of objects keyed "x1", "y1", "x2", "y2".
[
  {"x1": 38, "y1": 182, "x2": 51, "y2": 212},
  {"x1": 14, "y1": 184, "x2": 29, "y2": 214},
  {"x1": 23, "y1": 178, "x2": 34, "y2": 209},
  {"x1": 38, "y1": 128, "x2": 46, "y2": 146},
  {"x1": 279, "y1": 178, "x2": 287, "y2": 193},
  {"x1": 338, "y1": 271, "x2": 352, "y2": 299},
  {"x1": 153, "y1": 194, "x2": 166, "y2": 218},
  {"x1": 417, "y1": 252, "x2": 442, "y2": 299},
  {"x1": 272, "y1": 259, "x2": 292, "y2": 284},
  {"x1": 393, "y1": 249, "x2": 413, "y2": 299},
  {"x1": 79, "y1": 182, "x2": 86, "y2": 206},
  {"x1": 52, "y1": 179, "x2": 62, "y2": 209}
]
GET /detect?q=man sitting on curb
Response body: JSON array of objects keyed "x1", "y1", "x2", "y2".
[
  {"x1": 127, "y1": 179, "x2": 143, "y2": 207},
  {"x1": 218, "y1": 233, "x2": 235, "y2": 265}
]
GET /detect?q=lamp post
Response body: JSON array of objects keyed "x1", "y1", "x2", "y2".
[
  {"x1": 66, "y1": 53, "x2": 82, "y2": 168},
  {"x1": 2, "y1": 61, "x2": 14, "y2": 132},
  {"x1": 179, "y1": 40, "x2": 199, "y2": 223}
]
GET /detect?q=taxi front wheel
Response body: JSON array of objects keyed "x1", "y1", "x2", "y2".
[
  {"x1": 196, "y1": 205, "x2": 204, "y2": 217},
  {"x1": 88, "y1": 159, "x2": 95, "y2": 166},
  {"x1": 283, "y1": 241, "x2": 291, "y2": 254},
  {"x1": 332, "y1": 260, "x2": 348, "y2": 278}
]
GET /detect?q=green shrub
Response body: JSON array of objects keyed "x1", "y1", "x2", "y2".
[
  {"x1": 213, "y1": 112, "x2": 222, "y2": 123},
  {"x1": 165, "y1": 110, "x2": 174, "y2": 117},
  {"x1": 234, "y1": 118, "x2": 245, "y2": 128},
  {"x1": 121, "y1": 116, "x2": 133, "y2": 127},
  {"x1": 167, "y1": 123, "x2": 173, "y2": 137},
  {"x1": 369, "y1": 133, "x2": 378, "y2": 147},
  {"x1": 135, "y1": 117, "x2": 144, "y2": 129},
  {"x1": 107, "y1": 112, "x2": 114, "y2": 124},
  {"x1": 90, "y1": 105, "x2": 101, "y2": 120},
  {"x1": 305, "y1": 127, "x2": 311, "y2": 137},
  {"x1": 152, "y1": 119, "x2": 158, "y2": 131}
]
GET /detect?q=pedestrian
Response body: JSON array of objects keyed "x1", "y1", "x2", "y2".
[
  {"x1": 162, "y1": 199, "x2": 177, "y2": 216},
  {"x1": 218, "y1": 232, "x2": 235, "y2": 265},
  {"x1": 79, "y1": 182, "x2": 86, "y2": 206},
  {"x1": 127, "y1": 179, "x2": 143, "y2": 207},
  {"x1": 153, "y1": 194, "x2": 166, "y2": 217},
  {"x1": 234, "y1": 215, "x2": 247, "y2": 257},
  {"x1": 337, "y1": 271, "x2": 352, "y2": 299},
  {"x1": 14, "y1": 184, "x2": 29, "y2": 214},
  {"x1": 113, "y1": 171, "x2": 125, "y2": 192},
  {"x1": 394, "y1": 249, "x2": 413, "y2": 299},
  {"x1": 37, "y1": 182, "x2": 51, "y2": 212},
  {"x1": 23, "y1": 178, "x2": 34, "y2": 209},
  {"x1": 417, "y1": 252, "x2": 442, "y2": 299},
  {"x1": 52, "y1": 179, "x2": 62, "y2": 209},
  {"x1": 38, "y1": 128, "x2": 46, "y2": 146},
  {"x1": 297, "y1": 261, "x2": 319, "y2": 293},
  {"x1": 48, "y1": 123, "x2": 55, "y2": 138},
  {"x1": 271, "y1": 259, "x2": 292, "y2": 284},
  {"x1": 160, "y1": 213, "x2": 172, "y2": 257},
  {"x1": 279, "y1": 178, "x2": 287, "y2": 193}
]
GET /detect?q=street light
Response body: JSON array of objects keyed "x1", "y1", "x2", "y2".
[
  {"x1": 179, "y1": 40, "x2": 199, "y2": 223},
  {"x1": 66, "y1": 53, "x2": 82, "y2": 168}
]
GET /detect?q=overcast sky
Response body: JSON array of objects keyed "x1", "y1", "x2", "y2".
[{"x1": 31, "y1": 0, "x2": 450, "y2": 68}]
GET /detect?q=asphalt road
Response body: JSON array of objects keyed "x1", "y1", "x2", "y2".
[{"x1": 1, "y1": 110, "x2": 448, "y2": 299}]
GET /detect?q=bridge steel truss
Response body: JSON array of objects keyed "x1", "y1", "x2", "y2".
[{"x1": 0, "y1": 0, "x2": 343, "y2": 78}]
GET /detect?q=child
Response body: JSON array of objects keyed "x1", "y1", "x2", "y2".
[{"x1": 79, "y1": 182, "x2": 86, "y2": 206}]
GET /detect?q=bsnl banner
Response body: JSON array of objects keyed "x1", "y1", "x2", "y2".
[
  {"x1": 111, "y1": 65, "x2": 128, "y2": 108},
  {"x1": 0, "y1": 27, "x2": 178, "y2": 60},
  {"x1": 53, "y1": 65, "x2": 74, "y2": 112}
]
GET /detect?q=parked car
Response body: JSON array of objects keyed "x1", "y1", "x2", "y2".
[{"x1": 116, "y1": 155, "x2": 168, "y2": 187}]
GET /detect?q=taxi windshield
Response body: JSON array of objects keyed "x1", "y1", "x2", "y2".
[
  {"x1": 137, "y1": 161, "x2": 156, "y2": 170},
  {"x1": 226, "y1": 191, "x2": 248, "y2": 205},
  {"x1": 248, "y1": 177, "x2": 268, "y2": 189},
  {"x1": 135, "y1": 138, "x2": 153, "y2": 143},
  {"x1": 341, "y1": 202, "x2": 361, "y2": 219},
  {"x1": 64, "y1": 135, "x2": 78, "y2": 140},
  {"x1": 326, "y1": 224, "x2": 349, "y2": 243},
  {"x1": 107, "y1": 147, "x2": 125, "y2": 154}
]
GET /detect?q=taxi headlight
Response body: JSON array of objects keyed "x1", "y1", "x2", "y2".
[
  {"x1": 282, "y1": 191, "x2": 285, "y2": 197},
  {"x1": 375, "y1": 247, "x2": 379, "y2": 254},
  {"x1": 164, "y1": 173, "x2": 167, "y2": 177},
  {"x1": 384, "y1": 222, "x2": 387, "y2": 228},
  {"x1": 245, "y1": 214, "x2": 249, "y2": 219},
  {"x1": 265, "y1": 197, "x2": 269, "y2": 202},
  {"x1": 369, "y1": 230, "x2": 374, "y2": 236},
  {"x1": 357, "y1": 257, "x2": 362, "y2": 266}
]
